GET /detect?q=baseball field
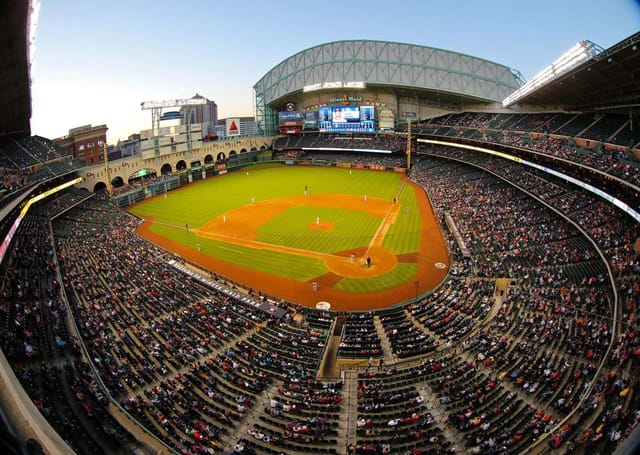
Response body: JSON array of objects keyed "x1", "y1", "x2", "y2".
[{"x1": 129, "y1": 165, "x2": 449, "y2": 311}]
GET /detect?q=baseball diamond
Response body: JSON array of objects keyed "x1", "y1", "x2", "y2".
[
  {"x1": 130, "y1": 165, "x2": 450, "y2": 311},
  {"x1": 2, "y1": 6, "x2": 639, "y2": 453}
]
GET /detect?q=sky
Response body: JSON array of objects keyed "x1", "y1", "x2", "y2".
[{"x1": 30, "y1": 0, "x2": 640, "y2": 143}]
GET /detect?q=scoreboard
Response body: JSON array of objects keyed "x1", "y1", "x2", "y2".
[
  {"x1": 279, "y1": 105, "x2": 389, "y2": 134},
  {"x1": 318, "y1": 105, "x2": 376, "y2": 133}
]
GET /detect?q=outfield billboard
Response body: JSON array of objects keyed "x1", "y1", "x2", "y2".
[
  {"x1": 379, "y1": 109, "x2": 394, "y2": 131},
  {"x1": 303, "y1": 111, "x2": 318, "y2": 130},
  {"x1": 331, "y1": 106, "x2": 360, "y2": 123},
  {"x1": 360, "y1": 106, "x2": 375, "y2": 120},
  {"x1": 360, "y1": 106, "x2": 375, "y2": 130},
  {"x1": 278, "y1": 111, "x2": 303, "y2": 124}
]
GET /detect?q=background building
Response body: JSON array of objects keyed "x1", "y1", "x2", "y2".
[
  {"x1": 53, "y1": 124, "x2": 108, "y2": 166},
  {"x1": 182, "y1": 93, "x2": 218, "y2": 137},
  {"x1": 214, "y1": 116, "x2": 257, "y2": 139},
  {"x1": 113, "y1": 133, "x2": 141, "y2": 159}
]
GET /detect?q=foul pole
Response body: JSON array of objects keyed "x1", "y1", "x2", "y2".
[
  {"x1": 401, "y1": 112, "x2": 416, "y2": 170},
  {"x1": 406, "y1": 119, "x2": 412, "y2": 170}
]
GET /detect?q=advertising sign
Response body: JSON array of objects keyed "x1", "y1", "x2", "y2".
[
  {"x1": 226, "y1": 118, "x2": 241, "y2": 137},
  {"x1": 379, "y1": 109, "x2": 395, "y2": 130},
  {"x1": 278, "y1": 111, "x2": 303, "y2": 123}
]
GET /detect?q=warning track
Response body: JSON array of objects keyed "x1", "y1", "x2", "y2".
[{"x1": 135, "y1": 182, "x2": 450, "y2": 311}]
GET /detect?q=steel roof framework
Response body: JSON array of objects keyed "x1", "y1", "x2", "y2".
[{"x1": 253, "y1": 40, "x2": 523, "y2": 134}]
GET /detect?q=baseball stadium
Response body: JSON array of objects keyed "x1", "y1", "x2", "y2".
[{"x1": 1, "y1": 2, "x2": 640, "y2": 455}]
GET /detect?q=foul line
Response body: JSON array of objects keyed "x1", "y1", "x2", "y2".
[
  {"x1": 141, "y1": 189, "x2": 404, "y2": 263},
  {"x1": 141, "y1": 218, "x2": 345, "y2": 262},
  {"x1": 364, "y1": 178, "x2": 407, "y2": 258},
  {"x1": 195, "y1": 229, "x2": 345, "y2": 262}
]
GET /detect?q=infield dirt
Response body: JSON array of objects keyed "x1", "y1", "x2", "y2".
[{"x1": 136, "y1": 180, "x2": 449, "y2": 311}]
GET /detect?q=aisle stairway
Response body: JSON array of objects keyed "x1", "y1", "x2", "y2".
[
  {"x1": 220, "y1": 381, "x2": 281, "y2": 449},
  {"x1": 319, "y1": 335, "x2": 341, "y2": 379},
  {"x1": 342, "y1": 369, "x2": 360, "y2": 447},
  {"x1": 372, "y1": 315, "x2": 395, "y2": 363}
]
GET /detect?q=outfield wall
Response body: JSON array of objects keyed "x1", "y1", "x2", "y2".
[
  {"x1": 114, "y1": 157, "x2": 407, "y2": 208},
  {"x1": 128, "y1": 161, "x2": 450, "y2": 311},
  {"x1": 77, "y1": 136, "x2": 276, "y2": 193}
]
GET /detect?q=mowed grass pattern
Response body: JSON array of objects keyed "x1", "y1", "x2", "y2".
[
  {"x1": 382, "y1": 183, "x2": 422, "y2": 254},
  {"x1": 335, "y1": 263, "x2": 419, "y2": 293},
  {"x1": 129, "y1": 166, "x2": 400, "y2": 227},
  {"x1": 150, "y1": 222, "x2": 327, "y2": 281},
  {"x1": 129, "y1": 165, "x2": 423, "y2": 288},
  {"x1": 256, "y1": 206, "x2": 380, "y2": 253}
]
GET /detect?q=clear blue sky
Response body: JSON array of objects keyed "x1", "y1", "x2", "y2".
[{"x1": 30, "y1": 0, "x2": 640, "y2": 143}]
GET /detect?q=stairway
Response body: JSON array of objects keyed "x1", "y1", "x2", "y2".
[
  {"x1": 373, "y1": 315, "x2": 395, "y2": 364},
  {"x1": 341, "y1": 369, "x2": 360, "y2": 447},
  {"x1": 417, "y1": 384, "x2": 463, "y2": 452},
  {"x1": 219, "y1": 381, "x2": 280, "y2": 449},
  {"x1": 319, "y1": 335, "x2": 341, "y2": 379}
]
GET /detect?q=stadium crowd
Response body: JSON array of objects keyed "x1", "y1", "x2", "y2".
[
  {"x1": 422, "y1": 112, "x2": 640, "y2": 187},
  {"x1": 412, "y1": 146, "x2": 640, "y2": 453},
  {"x1": 0, "y1": 143, "x2": 639, "y2": 454},
  {"x1": 273, "y1": 134, "x2": 406, "y2": 154}
]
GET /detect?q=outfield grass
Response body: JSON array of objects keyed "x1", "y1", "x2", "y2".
[
  {"x1": 382, "y1": 183, "x2": 422, "y2": 254},
  {"x1": 130, "y1": 166, "x2": 401, "y2": 227},
  {"x1": 129, "y1": 165, "x2": 424, "y2": 290}
]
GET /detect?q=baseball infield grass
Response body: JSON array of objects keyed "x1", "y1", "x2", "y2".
[
  {"x1": 256, "y1": 206, "x2": 379, "y2": 253},
  {"x1": 129, "y1": 165, "x2": 423, "y2": 293},
  {"x1": 148, "y1": 222, "x2": 327, "y2": 281},
  {"x1": 335, "y1": 263, "x2": 419, "y2": 292}
]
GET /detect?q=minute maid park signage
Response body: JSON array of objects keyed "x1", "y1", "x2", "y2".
[{"x1": 328, "y1": 96, "x2": 363, "y2": 103}]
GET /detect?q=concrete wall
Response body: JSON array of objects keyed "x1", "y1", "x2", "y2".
[
  {"x1": 0, "y1": 349, "x2": 75, "y2": 454},
  {"x1": 78, "y1": 136, "x2": 275, "y2": 192}
]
